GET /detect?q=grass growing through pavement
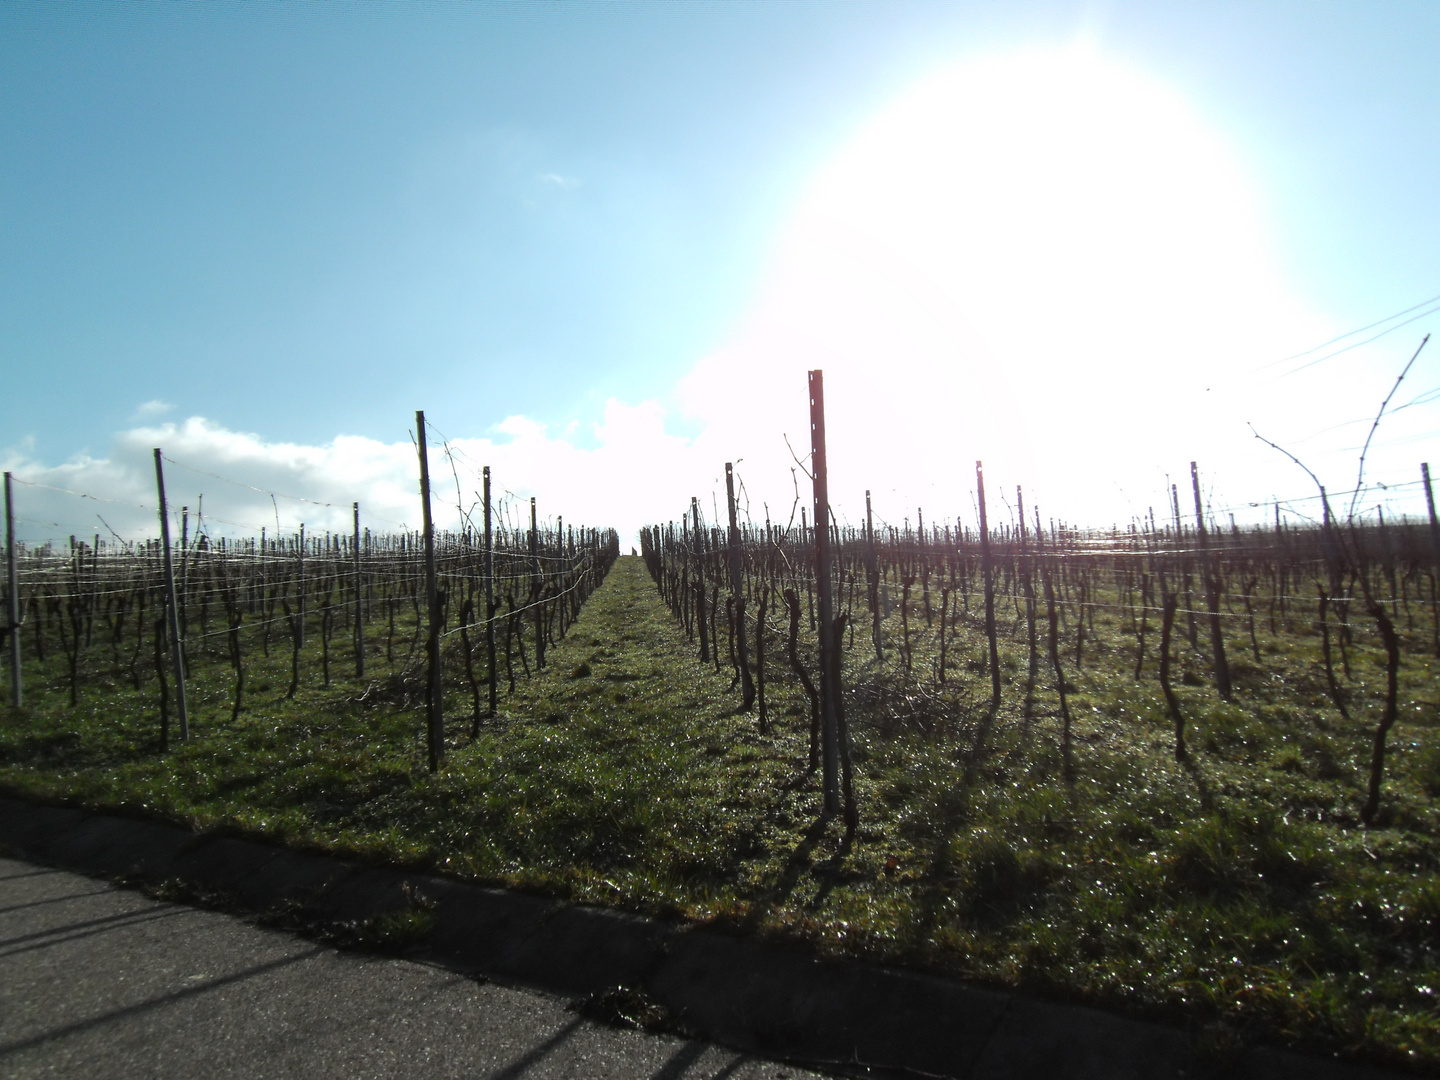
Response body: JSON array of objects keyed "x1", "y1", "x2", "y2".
[{"x1": 2, "y1": 555, "x2": 1439, "y2": 1071}]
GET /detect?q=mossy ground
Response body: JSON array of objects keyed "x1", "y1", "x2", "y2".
[{"x1": 2, "y1": 556, "x2": 1438, "y2": 1071}]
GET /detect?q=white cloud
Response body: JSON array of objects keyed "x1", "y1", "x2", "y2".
[
  {"x1": 537, "y1": 172, "x2": 580, "y2": 188},
  {"x1": 2, "y1": 406, "x2": 718, "y2": 546},
  {"x1": 129, "y1": 399, "x2": 174, "y2": 422}
]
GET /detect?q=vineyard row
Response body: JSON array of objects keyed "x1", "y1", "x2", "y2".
[{"x1": 641, "y1": 452, "x2": 1440, "y2": 831}]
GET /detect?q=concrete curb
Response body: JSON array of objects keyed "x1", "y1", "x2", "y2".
[{"x1": 0, "y1": 795, "x2": 1408, "y2": 1080}]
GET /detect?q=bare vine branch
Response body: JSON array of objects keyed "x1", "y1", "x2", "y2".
[{"x1": 1350, "y1": 333, "x2": 1430, "y2": 520}]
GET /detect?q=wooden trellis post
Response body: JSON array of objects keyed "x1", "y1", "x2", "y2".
[
  {"x1": 809, "y1": 370, "x2": 840, "y2": 814},
  {"x1": 5, "y1": 472, "x2": 20, "y2": 707},
  {"x1": 484, "y1": 465, "x2": 497, "y2": 717},
  {"x1": 531, "y1": 497, "x2": 544, "y2": 671},
  {"x1": 353, "y1": 502, "x2": 364, "y2": 678},
  {"x1": 153, "y1": 449, "x2": 189, "y2": 741},
  {"x1": 1191, "y1": 461, "x2": 1231, "y2": 700},
  {"x1": 976, "y1": 460, "x2": 1000, "y2": 710},
  {"x1": 725, "y1": 462, "x2": 755, "y2": 710},
  {"x1": 416, "y1": 411, "x2": 443, "y2": 771},
  {"x1": 1424, "y1": 463, "x2": 1439, "y2": 572}
]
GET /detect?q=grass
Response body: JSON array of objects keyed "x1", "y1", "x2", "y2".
[{"x1": 2, "y1": 555, "x2": 1439, "y2": 1072}]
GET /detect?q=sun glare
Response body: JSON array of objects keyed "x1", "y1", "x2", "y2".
[{"x1": 680, "y1": 45, "x2": 1325, "y2": 525}]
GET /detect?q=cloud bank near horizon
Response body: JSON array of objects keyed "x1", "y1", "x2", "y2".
[{"x1": 2, "y1": 404, "x2": 705, "y2": 545}]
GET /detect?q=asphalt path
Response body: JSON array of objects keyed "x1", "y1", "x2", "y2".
[{"x1": 0, "y1": 856, "x2": 826, "y2": 1080}]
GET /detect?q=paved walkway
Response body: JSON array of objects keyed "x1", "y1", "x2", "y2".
[{"x1": 0, "y1": 857, "x2": 822, "y2": 1080}]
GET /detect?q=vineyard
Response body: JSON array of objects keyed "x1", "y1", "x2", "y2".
[
  {"x1": 639, "y1": 460, "x2": 1440, "y2": 830},
  {"x1": 2, "y1": 507, "x2": 618, "y2": 741},
  {"x1": 2, "y1": 395, "x2": 1440, "y2": 1071},
  {"x1": 626, "y1": 452, "x2": 1440, "y2": 1069},
  {"x1": 0, "y1": 419, "x2": 620, "y2": 769}
]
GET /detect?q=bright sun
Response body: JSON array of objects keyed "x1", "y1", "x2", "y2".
[{"x1": 679, "y1": 44, "x2": 1327, "y2": 526}]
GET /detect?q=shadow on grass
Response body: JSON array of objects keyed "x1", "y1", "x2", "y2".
[
  {"x1": 0, "y1": 727, "x2": 171, "y2": 772},
  {"x1": 739, "y1": 812, "x2": 834, "y2": 934},
  {"x1": 1181, "y1": 754, "x2": 1217, "y2": 813},
  {"x1": 960, "y1": 699, "x2": 1000, "y2": 790},
  {"x1": 899, "y1": 776, "x2": 975, "y2": 953}
]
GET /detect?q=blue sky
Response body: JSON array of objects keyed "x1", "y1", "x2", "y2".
[{"x1": 3, "y1": 1, "x2": 1438, "y2": 541}]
